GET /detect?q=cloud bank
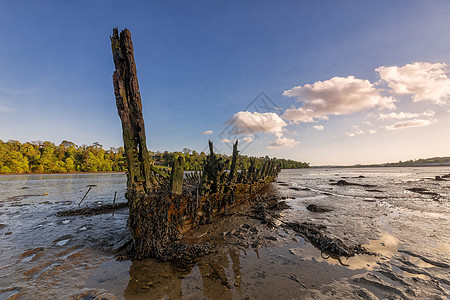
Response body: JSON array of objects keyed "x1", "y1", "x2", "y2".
[
  {"x1": 282, "y1": 61, "x2": 448, "y2": 139},
  {"x1": 282, "y1": 76, "x2": 396, "y2": 123},
  {"x1": 376, "y1": 62, "x2": 450, "y2": 104}
]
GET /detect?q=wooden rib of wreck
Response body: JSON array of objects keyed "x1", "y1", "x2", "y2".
[{"x1": 111, "y1": 28, "x2": 280, "y2": 260}]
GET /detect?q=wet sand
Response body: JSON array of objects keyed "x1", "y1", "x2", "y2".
[{"x1": 0, "y1": 168, "x2": 449, "y2": 299}]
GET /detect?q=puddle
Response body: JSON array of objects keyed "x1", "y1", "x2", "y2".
[
  {"x1": 21, "y1": 254, "x2": 37, "y2": 263},
  {"x1": 20, "y1": 247, "x2": 44, "y2": 263},
  {"x1": 84, "y1": 232, "x2": 401, "y2": 299},
  {"x1": 285, "y1": 198, "x2": 308, "y2": 211},
  {"x1": 86, "y1": 244, "x2": 364, "y2": 299},
  {"x1": 0, "y1": 289, "x2": 19, "y2": 299},
  {"x1": 54, "y1": 235, "x2": 73, "y2": 247},
  {"x1": 56, "y1": 239, "x2": 70, "y2": 246},
  {"x1": 85, "y1": 259, "x2": 131, "y2": 298}
]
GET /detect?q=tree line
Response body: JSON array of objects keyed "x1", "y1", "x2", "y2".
[
  {"x1": 384, "y1": 157, "x2": 450, "y2": 167},
  {"x1": 0, "y1": 140, "x2": 309, "y2": 174}
]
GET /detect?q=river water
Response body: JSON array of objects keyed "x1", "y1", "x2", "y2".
[{"x1": 0, "y1": 168, "x2": 449, "y2": 299}]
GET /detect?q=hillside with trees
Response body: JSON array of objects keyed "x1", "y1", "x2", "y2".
[
  {"x1": 383, "y1": 157, "x2": 450, "y2": 167},
  {"x1": 0, "y1": 140, "x2": 309, "y2": 174}
]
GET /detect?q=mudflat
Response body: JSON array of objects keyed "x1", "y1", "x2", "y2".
[{"x1": 0, "y1": 168, "x2": 449, "y2": 299}]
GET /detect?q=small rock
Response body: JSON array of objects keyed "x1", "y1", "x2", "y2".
[
  {"x1": 306, "y1": 204, "x2": 331, "y2": 213},
  {"x1": 336, "y1": 180, "x2": 349, "y2": 185}
]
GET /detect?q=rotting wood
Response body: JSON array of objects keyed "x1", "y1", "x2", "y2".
[
  {"x1": 169, "y1": 155, "x2": 185, "y2": 195},
  {"x1": 111, "y1": 27, "x2": 155, "y2": 194},
  {"x1": 111, "y1": 28, "x2": 280, "y2": 261}
]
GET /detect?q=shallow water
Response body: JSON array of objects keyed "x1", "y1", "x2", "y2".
[{"x1": 0, "y1": 168, "x2": 449, "y2": 299}]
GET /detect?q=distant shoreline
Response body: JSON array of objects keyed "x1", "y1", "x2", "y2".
[
  {"x1": 0, "y1": 171, "x2": 126, "y2": 176},
  {"x1": 2, "y1": 164, "x2": 450, "y2": 176},
  {"x1": 0, "y1": 164, "x2": 450, "y2": 176},
  {"x1": 310, "y1": 164, "x2": 450, "y2": 169}
]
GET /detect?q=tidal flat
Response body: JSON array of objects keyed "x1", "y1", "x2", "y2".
[{"x1": 0, "y1": 168, "x2": 449, "y2": 299}]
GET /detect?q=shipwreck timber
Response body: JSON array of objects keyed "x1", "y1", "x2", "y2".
[{"x1": 111, "y1": 28, "x2": 279, "y2": 260}]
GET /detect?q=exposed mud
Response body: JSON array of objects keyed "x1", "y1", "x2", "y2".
[{"x1": 1, "y1": 168, "x2": 449, "y2": 299}]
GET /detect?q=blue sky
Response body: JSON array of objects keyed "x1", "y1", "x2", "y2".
[{"x1": 1, "y1": 0, "x2": 449, "y2": 165}]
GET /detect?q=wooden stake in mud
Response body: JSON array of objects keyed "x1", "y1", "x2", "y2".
[
  {"x1": 169, "y1": 155, "x2": 185, "y2": 195},
  {"x1": 78, "y1": 187, "x2": 92, "y2": 206},
  {"x1": 111, "y1": 28, "x2": 155, "y2": 194},
  {"x1": 228, "y1": 140, "x2": 239, "y2": 183}
]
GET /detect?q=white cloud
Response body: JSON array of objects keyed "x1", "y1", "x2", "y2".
[
  {"x1": 313, "y1": 125, "x2": 324, "y2": 131},
  {"x1": 376, "y1": 62, "x2": 450, "y2": 104},
  {"x1": 223, "y1": 136, "x2": 253, "y2": 144},
  {"x1": 384, "y1": 119, "x2": 433, "y2": 131},
  {"x1": 201, "y1": 130, "x2": 214, "y2": 135},
  {"x1": 283, "y1": 76, "x2": 396, "y2": 123},
  {"x1": 242, "y1": 136, "x2": 254, "y2": 143},
  {"x1": 226, "y1": 111, "x2": 298, "y2": 150},
  {"x1": 346, "y1": 129, "x2": 365, "y2": 137},
  {"x1": 379, "y1": 109, "x2": 435, "y2": 120},
  {"x1": 227, "y1": 111, "x2": 287, "y2": 134},
  {"x1": 368, "y1": 129, "x2": 377, "y2": 134},
  {"x1": 266, "y1": 137, "x2": 299, "y2": 149}
]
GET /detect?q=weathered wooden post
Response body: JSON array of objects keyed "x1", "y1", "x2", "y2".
[
  {"x1": 111, "y1": 27, "x2": 155, "y2": 194},
  {"x1": 228, "y1": 140, "x2": 238, "y2": 183},
  {"x1": 111, "y1": 28, "x2": 163, "y2": 258},
  {"x1": 169, "y1": 155, "x2": 185, "y2": 195}
]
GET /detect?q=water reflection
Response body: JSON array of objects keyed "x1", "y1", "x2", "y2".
[
  {"x1": 122, "y1": 249, "x2": 242, "y2": 299},
  {"x1": 89, "y1": 234, "x2": 397, "y2": 299}
]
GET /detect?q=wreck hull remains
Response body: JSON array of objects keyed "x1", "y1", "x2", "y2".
[{"x1": 111, "y1": 28, "x2": 279, "y2": 259}]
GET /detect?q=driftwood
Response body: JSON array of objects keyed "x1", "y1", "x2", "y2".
[{"x1": 111, "y1": 28, "x2": 280, "y2": 260}]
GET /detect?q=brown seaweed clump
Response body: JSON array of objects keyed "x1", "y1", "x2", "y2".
[{"x1": 283, "y1": 222, "x2": 375, "y2": 257}]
